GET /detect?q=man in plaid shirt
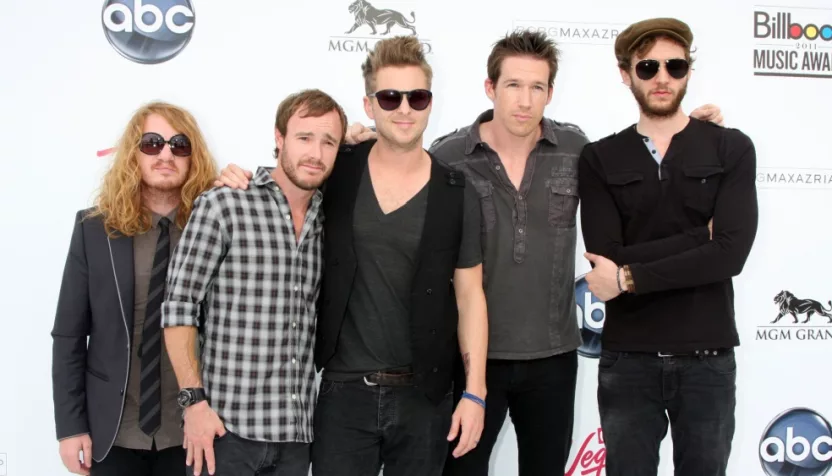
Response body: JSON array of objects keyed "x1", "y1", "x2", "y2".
[{"x1": 161, "y1": 89, "x2": 348, "y2": 476}]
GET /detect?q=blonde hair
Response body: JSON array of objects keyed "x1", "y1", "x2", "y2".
[
  {"x1": 361, "y1": 36, "x2": 432, "y2": 95},
  {"x1": 87, "y1": 101, "x2": 218, "y2": 237}
]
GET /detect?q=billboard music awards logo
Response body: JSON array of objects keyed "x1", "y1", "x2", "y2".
[
  {"x1": 102, "y1": 0, "x2": 195, "y2": 64},
  {"x1": 753, "y1": 7, "x2": 832, "y2": 78},
  {"x1": 760, "y1": 408, "x2": 832, "y2": 475},
  {"x1": 575, "y1": 274, "x2": 605, "y2": 358},
  {"x1": 566, "y1": 427, "x2": 606, "y2": 476},
  {"x1": 756, "y1": 290, "x2": 832, "y2": 342},
  {"x1": 511, "y1": 19, "x2": 626, "y2": 46},
  {"x1": 328, "y1": 0, "x2": 432, "y2": 54}
]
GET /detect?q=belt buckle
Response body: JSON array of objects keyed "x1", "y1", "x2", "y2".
[
  {"x1": 363, "y1": 375, "x2": 378, "y2": 386},
  {"x1": 657, "y1": 351, "x2": 674, "y2": 357}
]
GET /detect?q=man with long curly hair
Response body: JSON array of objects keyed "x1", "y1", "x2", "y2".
[{"x1": 51, "y1": 101, "x2": 218, "y2": 476}]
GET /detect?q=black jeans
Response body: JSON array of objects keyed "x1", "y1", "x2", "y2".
[
  {"x1": 598, "y1": 348, "x2": 737, "y2": 476},
  {"x1": 311, "y1": 378, "x2": 453, "y2": 476},
  {"x1": 90, "y1": 444, "x2": 185, "y2": 476},
  {"x1": 442, "y1": 350, "x2": 578, "y2": 476},
  {"x1": 197, "y1": 430, "x2": 310, "y2": 476}
]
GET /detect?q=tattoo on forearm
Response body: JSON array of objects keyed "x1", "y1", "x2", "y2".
[{"x1": 462, "y1": 352, "x2": 470, "y2": 376}]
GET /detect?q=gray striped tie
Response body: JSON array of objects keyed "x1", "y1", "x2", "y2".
[{"x1": 139, "y1": 217, "x2": 170, "y2": 436}]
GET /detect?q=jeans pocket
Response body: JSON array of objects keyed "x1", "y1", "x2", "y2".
[
  {"x1": 598, "y1": 350, "x2": 622, "y2": 372},
  {"x1": 703, "y1": 352, "x2": 737, "y2": 375},
  {"x1": 318, "y1": 379, "x2": 341, "y2": 398}
]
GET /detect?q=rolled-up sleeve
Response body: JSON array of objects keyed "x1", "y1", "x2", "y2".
[{"x1": 162, "y1": 193, "x2": 228, "y2": 328}]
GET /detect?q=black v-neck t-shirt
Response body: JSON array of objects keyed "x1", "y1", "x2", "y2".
[{"x1": 325, "y1": 162, "x2": 482, "y2": 378}]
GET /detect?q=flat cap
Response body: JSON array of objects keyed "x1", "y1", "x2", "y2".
[{"x1": 615, "y1": 18, "x2": 693, "y2": 62}]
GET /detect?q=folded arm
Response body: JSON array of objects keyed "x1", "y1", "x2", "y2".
[
  {"x1": 578, "y1": 147, "x2": 711, "y2": 266},
  {"x1": 624, "y1": 137, "x2": 759, "y2": 294}
]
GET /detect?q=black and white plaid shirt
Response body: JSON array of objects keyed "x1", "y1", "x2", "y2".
[{"x1": 161, "y1": 166, "x2": 323, "y2": 443}]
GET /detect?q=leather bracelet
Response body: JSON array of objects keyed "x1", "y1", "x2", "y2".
[
  {"x1": 622, "y1": 265, "x2": 636, "y2": 293},
  {"x1": 462, "y1": 391, "x2": 486, "y2": 409}
]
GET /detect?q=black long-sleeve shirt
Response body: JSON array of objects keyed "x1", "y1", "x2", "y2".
[{"x1": 578, "y1": 118, "x2": 759, "y2": 352}]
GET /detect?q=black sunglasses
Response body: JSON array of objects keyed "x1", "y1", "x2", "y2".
[
  {"x1": 635, "y1": 59, "x2": 690, "y2": 81},
  {"x1": 369, "y1": 89, "x2": 432, "y2": 111},
  {"x1": 139, "y1": 132, "x2": 192, "y2": 157}
]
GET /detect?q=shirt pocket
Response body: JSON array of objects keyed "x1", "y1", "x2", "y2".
[
  {"x1": 681, "y1": 165, "x2": 724, "y2": 216},
  {"x1": 471, "y1": 179, "x2": 497, "y2": 233},
  {"x1": 606, "y1": 171, "x2": 645, "y2": 217},
  {"x1": 546, "y1": 176, "x2": 579, "y2": 228}
]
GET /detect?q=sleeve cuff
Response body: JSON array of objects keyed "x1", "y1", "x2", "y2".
[{"x1": 161, "y1": 301, "x2": 201, "y2": 328}]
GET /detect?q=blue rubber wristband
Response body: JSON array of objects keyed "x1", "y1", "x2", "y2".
[{"x1": 462, "y1": 391, "x2": 486, "y2": 409}]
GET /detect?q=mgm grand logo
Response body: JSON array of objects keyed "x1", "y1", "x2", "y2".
[
  {"x1": 329, "y1": 0, "x2": 433, "y2": 54},
  {"x1": 756, "y1": 290, "x2": 832, "y2": 341}
]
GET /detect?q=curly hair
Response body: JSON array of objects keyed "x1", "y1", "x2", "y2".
[{"x1": 87, "y1": 101, "x2": 218, "y2": 237}]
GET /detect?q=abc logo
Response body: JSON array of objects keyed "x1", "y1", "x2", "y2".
[
  {"x1": 102, "y1": 0, "x2": 195, "y2": 64},
  {"x1": 575, "y1": 274, "x2": 605, "y2": 359},
  {"x1": 760, "y1": 408, "x2": 832, "y2": 476}
]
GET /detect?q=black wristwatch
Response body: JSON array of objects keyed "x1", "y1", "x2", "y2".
[{"x1": 177, "y1": 388, "x2": 207, "y2": 409}]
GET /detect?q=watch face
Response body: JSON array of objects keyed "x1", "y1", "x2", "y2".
[{"x1": 177, "y1": 390, "x2": 191, "y2": 407}]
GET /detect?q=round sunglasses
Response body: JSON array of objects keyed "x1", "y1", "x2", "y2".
[
  {"x1": 369, "y1": 89, "x2": 433, "y2": 111},
  {"x1": 635, "y1": 59, "x2": 690, "y2": 81},
  {"x1": 139, "y1": 132, "x2": 192, "y2": 157}
]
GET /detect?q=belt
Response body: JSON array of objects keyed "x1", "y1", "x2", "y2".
[
  {"x1": 653, "y1": 348, "x2": 732, "y2": 358},
  {"x1": 362, "y1": 368, "x2": 415, "y2": 387}
]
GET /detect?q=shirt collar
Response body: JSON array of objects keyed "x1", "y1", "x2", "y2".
[
  {"x1": 464, "y1": 109, "x2": 559, "y2": 155},
  {"x1": 252, "y1": 166, "x2": 324, "y2": 205},
  {"x1": 151, "y1": 207, "x2": 178, "y2": 228}
]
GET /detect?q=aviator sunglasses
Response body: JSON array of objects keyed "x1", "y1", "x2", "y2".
[
  {"x1": 369, "y1": 89, "x2": 433, "y2": 111},
  {"x1": 139, "y1": 132, "x2": 192, "y2": 157},
  {"x1": 635, "y1": 59, "x2": 690, "y2": 81}
]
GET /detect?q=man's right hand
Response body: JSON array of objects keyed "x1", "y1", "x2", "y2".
[
  {"x1": 345, "y1": 122, "x2": 377, "y2": 144},
  {"x1": 183, "y1": 401, "x2": 226, "y2": 476},
  {"x1": 213, "y1": 164, "x2": 253, "y2": 190},
  {"x1": 59, "y1": 434, "x2": 92, "y2": 475}
]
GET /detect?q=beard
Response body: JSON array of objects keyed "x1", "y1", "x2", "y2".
[
  {"x1": 142, "y1": 162, "x2": 187, "y2": 193},
  {"x1": 630, "y1": 80, "x2": 688, "y2": 119},
  {"x1": 280, "y1": 148, "x2": 328, "y2": 191}
]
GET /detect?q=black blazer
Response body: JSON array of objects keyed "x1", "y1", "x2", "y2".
[{"x1": 51, "y1": 208, "x2": 137, "y2": 462}]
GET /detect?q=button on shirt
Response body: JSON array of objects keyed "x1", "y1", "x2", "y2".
[
  {"x1": 429, "y1": 109, "x2": 589, "y2": 359},
  {"x1": 161, "y1": 166, "x2": 323, "y2": 443}
]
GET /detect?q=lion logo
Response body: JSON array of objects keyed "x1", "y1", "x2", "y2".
[
  {"x1": 345, "y1": 0, "x2": 417, "y2": 36},
  {"x1": 772, "y1": 290, "x2": 832, "y2": 324}
]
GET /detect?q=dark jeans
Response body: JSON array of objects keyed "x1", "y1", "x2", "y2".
[
  {"x1": 442, "y1": 350, "x2": 578, "y2": 476},
  {"x1": 598, "y1": 348, "x2": 737, "y2": 476},
  {"x1": 311, "y1": 378, "x2": 453, "y2": 476},
  {"x1": 198, "y1": 430, "x2": 310, "y2": 476},
  {"x1": 90, "y1": 444, "x2": 185, "y2": 476}
]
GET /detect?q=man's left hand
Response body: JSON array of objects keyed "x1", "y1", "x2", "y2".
[
  {"x1": 447, "y1": 395, "x2": 485, "y2": 459},
  {"x1": 584, "y1": 253, "x2": 623, "y2": 301}
]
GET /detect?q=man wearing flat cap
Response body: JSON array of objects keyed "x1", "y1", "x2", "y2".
[{"x1": 578, "y1": 18, "x2": 758, "y2": 476}]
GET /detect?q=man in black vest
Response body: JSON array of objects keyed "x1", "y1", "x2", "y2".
[
  {"x1": 213, "y1": 36, "x2": 488, "y2": 476},
  {"x1": 51, "y1": 102, "x2": 218, "y2": 475}
]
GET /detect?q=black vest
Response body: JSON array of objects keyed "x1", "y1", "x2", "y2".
[{"x1": 315, "y1": 140, "x2": 466, "y2": 404}]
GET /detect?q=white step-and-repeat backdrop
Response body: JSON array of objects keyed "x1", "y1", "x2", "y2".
[{"x1": 1, "y1": 0, "x2": 830, "y2": 475}]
